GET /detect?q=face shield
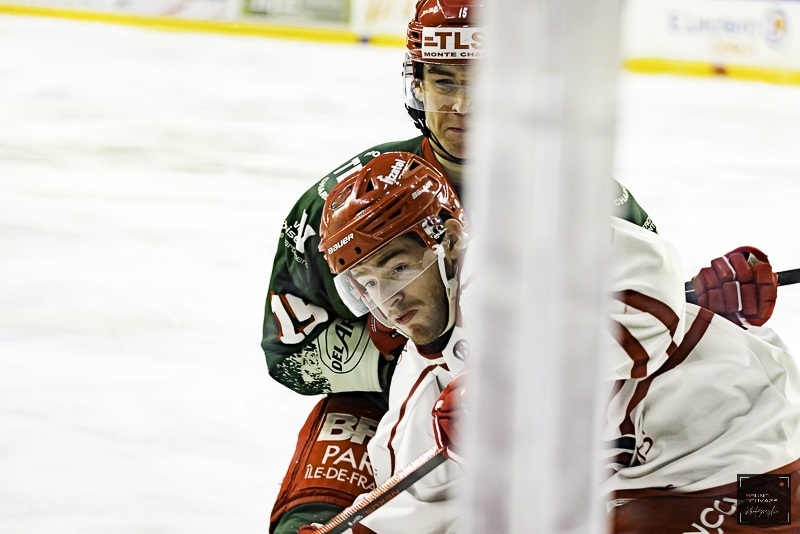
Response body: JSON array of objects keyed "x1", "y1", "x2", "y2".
[{"x1": 333, "y1": 245, "x2": 441, "y2": 328}]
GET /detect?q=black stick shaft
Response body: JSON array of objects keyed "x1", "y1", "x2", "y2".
[{"x1": 684, "y1": 267, "x2": 800, "y2": 304}]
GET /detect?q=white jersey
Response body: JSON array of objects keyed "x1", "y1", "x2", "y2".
[
  {"x1": 359, "y1": 324, "x2": 468, "y2": 534},
  {"x1": 602, "y1": 218, "x2": 800, "y2": 495}
]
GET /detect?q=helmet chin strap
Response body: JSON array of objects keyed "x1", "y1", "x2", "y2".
[
  {"x1": 406, "y1": 105, "x2": 469, "y2": 166},
  {"x1": 432, "y1": 243, "x2": 459, "y2": 334},
  {"x1": 428, "y1": 130, "x2": 469, "y2": 166}
]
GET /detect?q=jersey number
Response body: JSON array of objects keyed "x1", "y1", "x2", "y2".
[
  {"x1": 271, "y1": 293, "x2": 330, "y2": 344},
  {"x1": 332, "y1": 157, "x2": 363, "y2": 183}
]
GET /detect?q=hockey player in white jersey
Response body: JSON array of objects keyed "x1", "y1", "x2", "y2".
[
  {"x1": 434, "y1": 218, "x2": 797, "y2": 532},
  {"x1": 315, "y1": 151, "x2": 471, "y2": 534},
  {"x1": 601, "y1": 222, "x2": 800, "y2": 532}
]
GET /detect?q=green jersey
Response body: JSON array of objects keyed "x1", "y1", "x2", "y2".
[{"x1": 262, "y1": 135, "x2": 656, "y2": 395}]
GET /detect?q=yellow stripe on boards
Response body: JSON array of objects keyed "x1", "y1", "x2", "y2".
[
  {"x1": 0, "y1": 3, "x2": 371, "y2": 45},
  {"x1": 624, "y1": 57, "x2": 800, "y2": 86},
  {"x1": 724, "y1": 64, "x2": 800, "y2": 86},
  {"x1": 624, "y1": 58, "x2": 718, "y2": 78},
  {"x1": 364, "y1": 34, "x2": 405, "y2": 48}
]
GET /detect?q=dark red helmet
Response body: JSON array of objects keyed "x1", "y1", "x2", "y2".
[
  {"x1": 319, "y1": 152, "x2": 466, "y2": 275},
  {"x1": 406, "y1": 0, "x2": 483, "y2": 63}
]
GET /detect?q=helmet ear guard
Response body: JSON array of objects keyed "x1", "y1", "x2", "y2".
[{"x1": 422, "y1": 215, "x2": 446, "y2": 241}]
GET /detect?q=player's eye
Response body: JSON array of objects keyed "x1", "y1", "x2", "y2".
[
  {"x1": 352, "y1": 273, "x2": 374, "y2": 288},
  {"x1": 391, "y1": 263, "x2": 409, "y2": 277},
  {"x1": 433, "y1": 78, "x2": 458, "y2": 94}
]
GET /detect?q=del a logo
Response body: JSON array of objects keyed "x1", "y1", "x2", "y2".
[
  {"x1": 422, "y1": 27, "x2": 484, "y2": 59},
  {"x1": 318, "y1": 318, "x2": 372, "y2": 374},
  {"x1": 293, "y1": 210, "x2": 317, "y2": 253}
]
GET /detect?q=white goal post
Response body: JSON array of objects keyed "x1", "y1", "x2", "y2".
[{"x1": 463, "y1": 0, "x2": 621, "y2": 532}]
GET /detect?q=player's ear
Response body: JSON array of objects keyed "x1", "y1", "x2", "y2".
[
  {"x1": 412, "y1": 79, "x2": 424, "y2": 102},
  {"x1": 442, "y1": 219, "x2": 464, "y2": 265}
]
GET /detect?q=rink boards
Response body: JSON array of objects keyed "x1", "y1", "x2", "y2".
[{"x1": 4, "y1": 0, "x2": 800, "y2": 85}]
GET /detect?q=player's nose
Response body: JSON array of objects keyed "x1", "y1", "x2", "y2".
[
  {"x1": 375, "y1": 281, "x2": 402, "y2": 309},
  {"x1": 451, "y1": 93, "x2": 473, "y2": 114}
]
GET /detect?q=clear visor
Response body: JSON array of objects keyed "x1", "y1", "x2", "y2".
[
  {"x1": 333, "y1": 247, "x2": 440, "y2": 328},
  {"x1": 403, "y1": 57, "x2": 474, "y2": 113}
]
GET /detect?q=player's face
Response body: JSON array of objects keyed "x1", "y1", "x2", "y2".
[
  {"x1": 350, "y1": 235, "x2": 450, "y2": 346},
  {"x1": 418, "y1": 64, "x2": 473, "y2": 159}
]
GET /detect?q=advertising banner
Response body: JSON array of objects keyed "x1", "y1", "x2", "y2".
[
  {"x1": 244, "y1": 0, "x2": 349, "y2": 25},
  {"x1": 3, "y1": 0, "x2": 241, "y2": 19},
  {"x1": 623, "y1": 0, "x2": 800, "y2": 72}
]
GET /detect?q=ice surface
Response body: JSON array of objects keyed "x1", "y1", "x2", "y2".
[
  {"x1": 1, "y1": 13, "x2": 798, "y2": 534},
  {"x1": 614, "y1": 73, "x2": 800, "y2": 353},
  {"x1": 0, "y1": 15, "x2": 413, "y2": 534}
]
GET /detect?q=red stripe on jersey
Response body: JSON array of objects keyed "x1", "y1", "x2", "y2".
[
  {"x1": 609, "y1": 320, "x2": 650, "y2": 379},
  {"x1": 421, "y1": 137, "x2": 449, "y2": 178},
  {"x1": 351, "y1": 524, "x2": 378, "y2": 534},
  {"x1": 387, "y1": 364, "x2": 438, "y2": 476},
  {"x1": 618, "y1": 308, "x2": 714, "y2": 438},
  {"x1": 614, "y1": 451, "x2": 634, "y2": 468},
  {"x1": 269, "y1": 291, "x2": 285, "y2": 340},
  {"x1": 614, "y1": 289, "x2": 680, "y2": 337},
  {"x1": 612, "y1": 456, "x2": 800, "y2": 501}
]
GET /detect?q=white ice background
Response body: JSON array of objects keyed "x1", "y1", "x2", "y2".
[{"x1": 1, "y1": 14, "x2": 798, "y2": 533}]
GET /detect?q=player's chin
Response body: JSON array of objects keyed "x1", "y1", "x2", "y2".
[
  {"x1": 439, "y1": 131, "x2": 467, "y2": 159},
  {"x1": 403, "y1": 320, "x2": 445, "y2": 346}
]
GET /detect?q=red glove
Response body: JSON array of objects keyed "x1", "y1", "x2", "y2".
[
  {"x1": 297, "y1": 526, "x2": 319, "y2": 534},
  {"x1": 693, "y1": 246, "x2": 778, "y2": 327},
  {"x1": 368, "y1": 315, "x2": 407, "y2": 359},
  {"x1": 432, "y1": 372, "x2": 469, "y2": 465}
]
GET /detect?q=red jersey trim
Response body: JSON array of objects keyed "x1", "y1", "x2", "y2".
[
  {"x1": 352, "y1": 524, "x2": 378, "y2": 534},
  {"x1": 609, "y1": 320, "x2": 651, "y2": 379},
  {"x1": 612, "y1": 456, "x2": 800, "y2": 499},
  {"x1": 618, "y1": 307, "x2": 714, "y2": 437},
  {"x1": 420, "y1": 138, "x2": 448, "y2": 177},
  {"x1": 387, "y1": 364, "x2": 438, "y2": 476},
  {"x1": 614, "y1": 290, "x2": 680, "y2": 337}
]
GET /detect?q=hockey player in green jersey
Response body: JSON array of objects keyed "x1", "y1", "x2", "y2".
[
  {"x1": 264, "y1": 0, "x2": 655, "y2": 532},
  {"x1": 262, "y1": 0, "x2": 655, "y2": 398}
]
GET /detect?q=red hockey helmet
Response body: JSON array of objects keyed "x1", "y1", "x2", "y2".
[
  {"x1": 319, "y1": 152, "x2": 467, "y2": 319},
  {"x1": 406, "y1": 0, "x2": 482, "y2": 63}
]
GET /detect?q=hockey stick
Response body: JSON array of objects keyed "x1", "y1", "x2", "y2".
[
  {"x1": 684, "y1": 267, "x2": 800, "y2": 304},
  {"x1": 312, "y1": 445, "x2": 447, "y2": 534}
]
